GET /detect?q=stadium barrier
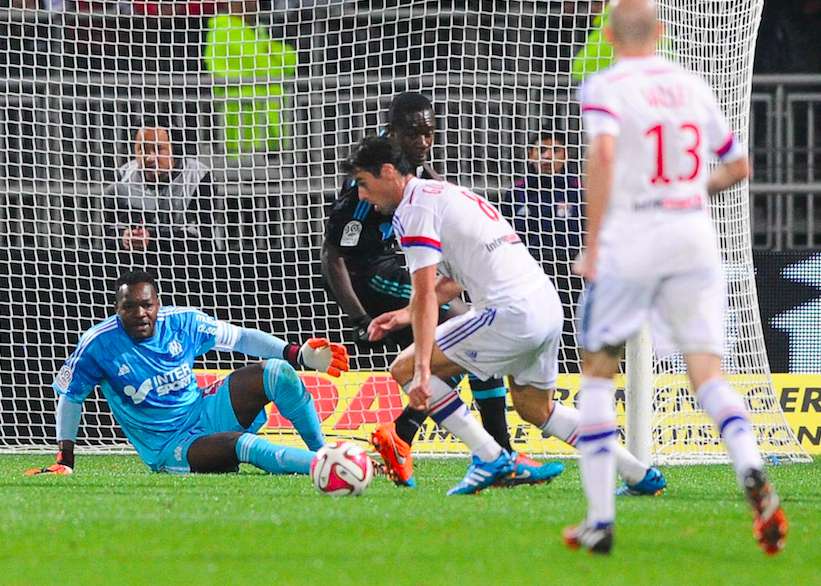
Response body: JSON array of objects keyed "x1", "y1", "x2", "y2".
[{"x1": 191, "y1": 370, "x2": 821, "y2": 456}]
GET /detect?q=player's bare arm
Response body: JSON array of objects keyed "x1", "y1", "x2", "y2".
[
  {"x1": 574, "y1": 133, "x2": 616, "y2": 282},
  {"x1": 407, "y1": 264, "x2": 439, "y2": 409},
  {"x1": 367, "y1": 275, "x2": 463, "y2": 341},
  {"x1": 320, "y1": 238, "x2": 370, "y2": 323},
  {"x1": 707, "y1": 155, "x2": 750, "y2": 196},
  {"x1": 24, "y1": 396, "x2": 78, "y2": 476}
]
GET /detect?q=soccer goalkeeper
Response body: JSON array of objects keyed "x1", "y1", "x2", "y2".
[{"x1": 26, "y1": 270, "x2": 348, "y2": 477}]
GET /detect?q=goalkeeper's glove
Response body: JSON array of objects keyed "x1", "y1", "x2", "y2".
[
  {"x1": 25, "y1": 447, "x2": 75, "y2": 476},
  {"x1": 24, "y1": 463, "x2": 73, "y2": 476},
  {"x1": 283, "y1": 338, "x2": 349, "y2": 377}
]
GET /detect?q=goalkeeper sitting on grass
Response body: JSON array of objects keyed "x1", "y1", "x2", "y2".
[{"x1": 26, "y1": 270, "x2": 348, "y2": 477}]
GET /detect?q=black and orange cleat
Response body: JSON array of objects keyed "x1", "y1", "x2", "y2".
[
  {"x1": 744, "y1": 468, "x2": 788, "y2": 555},
  {"x1": 371, "y1": 423, "x2": 416, "y2": 487},
  {"x1": 563, "y1": 522, "x2": 614, "y2": 555}
]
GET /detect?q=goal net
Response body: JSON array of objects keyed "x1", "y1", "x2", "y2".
[{"x1": 0, "y1": 1, "x2": 808, "y2": 463}]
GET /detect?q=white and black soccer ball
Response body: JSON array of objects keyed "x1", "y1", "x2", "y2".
[{"x1": 310, "y1": 441, "x2": 374, "y2": 496}]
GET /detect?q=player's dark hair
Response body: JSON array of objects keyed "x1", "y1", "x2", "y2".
[
  {"x1": 529, "y1": 129, "x2": 567, "y2": 149},
  {"x1": 341, "y1": 135, "x2": 415, "y2": 177},
  {"x1": 115, "y1": 270, "x2": 158, "y2": 298},
  {"x1": 387, "y1": 92, "x2": 434, "y2": 131}
]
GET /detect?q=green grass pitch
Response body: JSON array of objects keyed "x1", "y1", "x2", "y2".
[{"x1": 1, "y1": 455, "x2": 818, "y2": 585}]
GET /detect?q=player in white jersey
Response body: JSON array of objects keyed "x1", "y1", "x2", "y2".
[
  {"x1": 342, "y1": 135, "x2": 664, "y2": 496},
  {"x1": 564, "y1": 0, "x2": 787, "y2": 556}
]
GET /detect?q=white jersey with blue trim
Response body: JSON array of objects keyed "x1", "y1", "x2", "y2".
[
  {"x1": 52, "y1": 306, "x2": 225, "y2": 468},
  {"x1": 392, "y1": 177, "x2": 551, "y2": 309},
  {"x1": 579, "y1": 55, "x2": 746, "y2": 270}
]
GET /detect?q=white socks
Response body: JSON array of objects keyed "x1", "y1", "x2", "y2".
[
  {"x1": 577, "y1": 377, "x2": 618, "y2": 526},
  {"x1": 410, "y1": 375, "x2": 502, "y2": 463},
  {"x1": 697, "y1": 377, "x2": 764, "y2": 486},
  {"x1": 541, "y1": 400, "x2": 647, "y2": 485}
]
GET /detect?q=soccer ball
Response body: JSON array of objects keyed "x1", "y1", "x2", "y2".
[{"x1": 310, "y1": 441, "x2": 374, "y2": 496}]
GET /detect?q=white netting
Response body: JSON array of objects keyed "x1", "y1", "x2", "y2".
[{"x1": 0, "y1": 1, "x2": 807, "y2": 463}]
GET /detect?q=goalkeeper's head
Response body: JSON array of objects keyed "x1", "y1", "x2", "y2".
[
  {"x1": 387, "y1": 92, "x2": 436, "y2": 167},
  {"x1": 114, "y1": 270, "x2": 160, "y2": 341}
]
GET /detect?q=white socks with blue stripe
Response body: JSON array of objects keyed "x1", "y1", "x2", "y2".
[
  {"x1": 415, "y1": 375, "x2": 502, "y2": 463},
  {"x1": 235, "y1": 433, "x2": 315, "y2": 475},
  {"x1": 697, "y1": 377, "x2": 763, "y2": 485},
  {"x1": 541, "y1": 402, "x2": 647, "y2": 485},
  {"x1": 577, "y1": 377, "x2": 618, "y2": 527}
]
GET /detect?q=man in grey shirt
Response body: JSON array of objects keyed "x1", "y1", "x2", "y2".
[{"x1": 104, "y1": 125, "x2": 215, "y2": 253}]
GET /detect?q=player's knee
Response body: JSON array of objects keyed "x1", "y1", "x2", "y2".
[
  {"x1": 262, "y1": 359, "x2": 304, "y2": 403},
  {"x1": 389, "y1": 354, "x2": 413, "y2": 386}
]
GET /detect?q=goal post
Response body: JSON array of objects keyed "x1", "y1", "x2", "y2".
[{"x1": 0, "y1": 2, "x2": 809, "y2": 464}]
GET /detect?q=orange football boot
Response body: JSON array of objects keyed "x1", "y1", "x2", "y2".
[
  {"x1": 744, "y1": 469, "x2": 788, "y2": 555},
  {"x1": 371, "y1": 423, "x2": 416, "y2": 487}
]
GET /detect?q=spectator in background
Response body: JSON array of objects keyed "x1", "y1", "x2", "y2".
[
  {"x1": 571, "y1": 0, "x2": 676, "y2": 81},
  {"x1": 204, "y1": 0, "x2": 298, "y2": 156},
  {"x1": 500, "y1": 130, "x2": 581, "y2": 262},
  {"x1": 103, "y1": 124, "x2": 216, "y2": 253},
  {"x1": 571, "y1": 1, "x2": 612, "y2": 81},
  {"x1": 499, "y1": 130, "x2": 582, "y2": 371}
]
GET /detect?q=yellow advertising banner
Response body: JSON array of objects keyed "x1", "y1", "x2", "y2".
[{"x1": 194, "y1": 371, "x2": 821, "y2": 455}]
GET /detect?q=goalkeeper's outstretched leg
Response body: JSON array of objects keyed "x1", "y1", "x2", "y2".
[{"x1": 158, "y1": 361, "x2": 324, "y2": 475}]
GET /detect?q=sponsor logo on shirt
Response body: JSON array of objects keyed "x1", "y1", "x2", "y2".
[
  {"x1": 123, "y1": 363, "x2": 194, "y2": 405},
  {"x1": 117, "y1": 363, "x2": 131, "y2": 377},
  {"x1": 484, "y1": 233, "x2": 522, "y2": 253},
  {"x1": 340, "y1": 220, "x2": 362, "y2": 247},
  {"x1": 197, "y1": 324, "x2": 217, "y2": 336},
  {"x1": 55, "y1": 365, "x2": 73, "y2": 391}
]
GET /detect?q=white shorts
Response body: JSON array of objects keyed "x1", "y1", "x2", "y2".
[
  {"x1": 579, "y1": 264, "x2": 726, "y2": 357},
  {"x1": 435, "y1": 283, "x2": 563, "y2": 389}
]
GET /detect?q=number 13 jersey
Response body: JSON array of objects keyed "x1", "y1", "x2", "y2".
[
  {"x1": 579, "y1": 55, "x2": 746, "y2": 272},
  {"x1": 392, "y1": 177, "x2": 553, "y2": 310}
]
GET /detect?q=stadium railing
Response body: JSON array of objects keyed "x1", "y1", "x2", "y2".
[
  {"x1": 1, "y1": 6, "x2": 818, "y2": 253},
  {"x1": 3, "y1": 72, "x2": 819, "y2": 252},
  {"x1": 750, "y1": 74, "x2": 821, "y2": 250}
]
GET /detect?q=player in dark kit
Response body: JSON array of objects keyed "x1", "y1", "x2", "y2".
[{"x1": 322, "y1": 92, "x2": 554, "y2": 487}]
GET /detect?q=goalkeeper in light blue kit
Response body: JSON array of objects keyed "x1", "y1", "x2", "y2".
[{"x1": 26, "y1": 270, "x2": 349, "y2": 476}]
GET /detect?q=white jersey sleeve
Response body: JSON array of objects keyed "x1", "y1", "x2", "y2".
[
  {"x1": 580, "y1": 74, "x2": 622, "y2": 138},
  {"x1": 394, "y1": 178, "x2": 552, "y2": 309},
  {"x1": 393, "y1": 199, "x2": 443, "y2": 274},
  {"x1": 701, "y1": 85, "x2": 745, "y2": 162}
]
